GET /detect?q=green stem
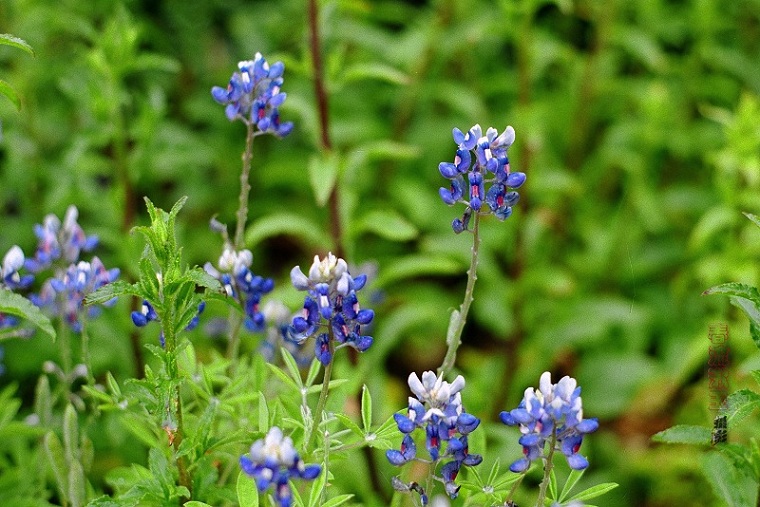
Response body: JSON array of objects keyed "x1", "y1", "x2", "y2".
[
  {"x1": 234, "y1": 121, "x2": 255, "y2": 251},
  {"x1": 438, "y1": 213, "x2": 481, "y2": 377},
  {"x1": 536, "y1": 433, "x2": 557, "y2": 507},
  {"x1": 307, "y1": 335, "x2": 335, "y2": 450},
  {"x1": 80, "y1": 317, "x2": 95, "y2": 387},
  {"x1": 506, "y1": 471, "x2": 527, "y2": 504},
  {"x1": 163, "y1": 323, "x2": 191, "y2": 499}
]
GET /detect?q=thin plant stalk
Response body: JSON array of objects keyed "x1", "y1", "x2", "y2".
[
  {"x1": 438, "y1": 213, "x2": 482, "y2": 377},
  {"x1": 307, "y1": 331, "x2": 335, "y2": 450},
  {"x1": 227, "y1": 120, "x2": 255, "y2": 366},
  {"x1": 536, "y1": 433, "x2": 557, "y2": 507},
  {"x1": 80, "y1": 316, "x2": 95, "y2": 387}
]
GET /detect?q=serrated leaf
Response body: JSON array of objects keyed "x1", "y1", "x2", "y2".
[
  {"x1": 703, "y1": 282, "x2": 760, "y2": 301},
  {"x1": 308, "y1": 151, "x2": 340, "y2": 207},
  {"x1": 652, "y1": 425, "x2": 712, "y2": 445},
  {"x1": 86, "y1": 280, "x2": 139, "y2": 306},
  {"x1": 722, "y1": 389, "x2": 760, "y2": 426},
  {"x1": 0, "y1": 34, "x2": 35, "y2": 56},
  {"x1": 361, "y1": 385, "x2": 372, "y2": 433},
  {"x1": 354, "y1": 209, "x2": 418, "y2": 242},
  {"x1": 0, "y1": 289, "x2": 55, "y2": 340},
  {"x1": 342, "y1": 62, "x2": 410, "y2": 85},
  {"x1": 567, "y1": 482, "x2": 619, "y2": 502},
  {"x1": 0, "y1": 79, "x2": 21, "y2": 110},
  {"x1": 184, "y1": 267, "x2": 222, "y2": 292},
  {"x1": 702, "y1": 451, "x2": 757, "y2": 506}
]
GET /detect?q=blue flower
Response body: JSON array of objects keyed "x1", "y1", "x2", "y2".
[
  {"x1": 387, "y1": 371, "x2": 482, "y2": 500},
  {"x1": 287, "y1": 253, "x2": 374, "y2": 365},
  {"x1": 500, "y1": 372, "x2": 598, "y2": 473},
  {"x1": 130, "y1": 299, "x2": 206, "y2": 347},
  {"x1": 211, "y1": 53, "x2": 293, "y2": 136},
  {"x1": 438, "y1": 125, "x2": 526, "y2": 233},
  {"x1": 25, "y1": 206, "x2": 98, "y2": 272},
  {"x1": 240, "y1": 427, "x2": 321, "y2": 507},
  {"x1": 31, "y1": 257, "x2": 119, "y2": 333},
  {"x1": 204, "y1": 246, "x2": 274, "y2": 333},
  {"x1": 2, "y1": 246, "x2": 34, "y2": 290}
]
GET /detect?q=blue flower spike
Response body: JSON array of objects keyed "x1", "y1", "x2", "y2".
[
  {"x1": 211, "y1": 53, "x2": 293, "y2": 137},
  {"x1": 438, "y1": 124, "x2": 526, "y2": 233},
  {"x1": 386, "y1": 371, "x2": 482, "y2": 500},
  {"x1": 287, "y1": 253, "x2": 374, "y2": 364},
  {"x1": 500, "y1": 371, "x2": 598, "y2": 473},
  {"x1": 204, "y1": 246, "x2": 273, "y2": 333},
  {"x1": 240, "y1": 427, "x2": 321, "y2": 507}
]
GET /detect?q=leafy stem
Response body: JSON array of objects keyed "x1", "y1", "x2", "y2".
[{"x1": 438, "y1": 212, "x2": 481, "y2": 377}]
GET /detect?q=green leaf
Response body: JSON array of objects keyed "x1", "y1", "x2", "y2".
[
  {"x1": 744, "y1": 212, "x2": 760, "y2": 229},
  {"x1": 184, "y1": 502, "x2": 214, "y2": 507},
  {"x1": 266, "y1": 363, "x2": 301, "y2": 392},
  {"x1": 567, "y1": 482, "x2": 619, "y2": 502},
  {"x1": 68, "y1": 459, "x2": 86, "y2": 507},
  {"x1": 184, "y1": 267, "x2": 222, "y2": 292},
  {"x1": 34, "y1": 375, "x2": 52, "y2": 427},
  {"x1": 0, "y1": 289, "x2": 55, "y2": 340},
  {"x1": 305, "y1": 358, "x2": 322, "y2": 387},
  {"x1": 341, "y1": 62, "x2": 410, "y2": 86},
  {"x1": 722, "y1": 389, "x2": 760, "y2": 426},
  {"x1": 308, "y1": 151, "x2": 340, "y2": 207},
  {"x1": 548, "y1": 468, "x2": 558, "y2": 501},
  {"x1": 0, "y1": 34, "x2": 34, "y2": 55},
  {"x1": 559, "y1": 468, "x2": 585, "y2": 502},
  {"x1": 652, "y1": 425, "x2": 712, "y2": 445},
  {"x1": 245, "y1": 213, "x2": 328, "y2": 250},
  {"x1": 86, "y1": 280, "x2": 139, "y2": 306},
  {"x1": 701, "y1": 451, "x2": 757, "y2": 507},
  {"x1": 361, "y1": 384, "x2": 372, "y2": 433},
  {"x1": 0, "y1": 79, "x2": 21, "y2": 110},
  {"x1": 703, "y1": 282, "x2": 760, "y2": 300},
  {"x1": 63, "y1": 404, "x2": 80, "y2": 465},
  {"x1": 334, "y1": 413, "x2": 363, "y2": 438},
  {"x1": 258, "y1": 391, "x2": 269, "y2": 432},
  {"x1": 354, "y1": 209, "x2": 418, "y2": 242},
  {"x1": 320, "y1": 494, "x2": 354, "y2": 507},
  {"x1": 375, "y1": 254, "x2": 462, "y2": 287},
  {"x1": 307, "y1": 462, "x2": 328, "y2": 507},
  {"x1": 44, "y1": 431, "x2": 69, "y2": 502},
  {"x1": 280, "y1": 348, "x2": 304, "y2": 389}
]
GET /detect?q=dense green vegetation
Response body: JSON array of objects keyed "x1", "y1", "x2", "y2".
[{"x1": 1, "y1": 0, "x2": 760, "y2": 506}]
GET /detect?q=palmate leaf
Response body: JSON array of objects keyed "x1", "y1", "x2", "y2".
[{"x1": 0, "y1": 289, "x2": 55, "y2": 340}]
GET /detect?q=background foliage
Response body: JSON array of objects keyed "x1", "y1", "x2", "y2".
[{"x1": 1, "y1": 0, "x2": 760, "y2": 505}]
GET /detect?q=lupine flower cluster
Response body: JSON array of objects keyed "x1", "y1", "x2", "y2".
[
  {"x1": 25, "y1": 206, "x2": 98, "y2": 272},
  {"x1": 211, "y1": 52, "x2": 293, "y2": 136},
  {"x1": 288, "y1": 253, "x2": 374, "y2": 365},
  {"x1": 22, "y1": 206, "x2": 119, "y2": 332},
  {"x1": 438, "y1": 125, "x2": 526, "y2": 233},
  {"x1": 500, "y1": 372, "x2": 598, "y2": 473},
  {"x1": 32, "y1": 258, "x2": 119, "y2": 333},
  {"x1": 240, "y1": 426, "x2": 321, "y2": 507},
  {"x1": 387, "y1": 371, "x2": 482, "y2": 502},
  {"x1": 204, "y1": 245, "x2": 274, "y2": 333}
]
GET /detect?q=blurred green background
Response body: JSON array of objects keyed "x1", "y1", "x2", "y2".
[{"x1": 2, "y1": 0, "x2": 760, "y2": 505}]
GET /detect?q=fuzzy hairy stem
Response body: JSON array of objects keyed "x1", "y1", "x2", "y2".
[
  {"x1": 163, "y1": 324, "x2": 191, "y2": 499},
  {"x1": 438, "y1": 213, "x2": 481, "y2": 377},
  {"x1": 536, "y1": 433, "x2": 557, "y2": 507},
  {"x1": 234, "y1": 121, "x2": 255, "y2": 251}
]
